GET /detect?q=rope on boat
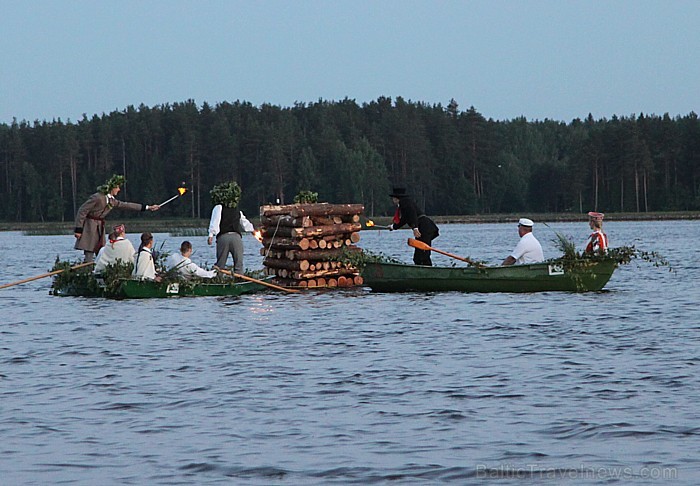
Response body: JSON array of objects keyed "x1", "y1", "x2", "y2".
[{"x1": 263, "y1": 217, "x2": 283, "y2": 260}]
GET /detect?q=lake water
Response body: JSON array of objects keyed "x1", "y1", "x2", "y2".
[{"x1": 1, "y1": 221, "x2": 698, "y2": 484}]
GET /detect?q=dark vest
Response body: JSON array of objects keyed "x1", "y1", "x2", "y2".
[{"x1": 219, "y1": 206, "x2": 242, "y2": 235}]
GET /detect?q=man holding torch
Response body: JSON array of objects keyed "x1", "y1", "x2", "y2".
[{"x1": 73, "y1": 174, "x2": 161, "y2": 263}]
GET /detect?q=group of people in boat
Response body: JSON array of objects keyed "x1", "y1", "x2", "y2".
[
  {"x1": 386, "y1": 186, "x2": 608, "y2": 266},
  {"x1": 74, "y1": 175, "x2": 253, "y2": 280},
  {"x1": 92, "y1": 224, "x2": 216, "y2": 282}
]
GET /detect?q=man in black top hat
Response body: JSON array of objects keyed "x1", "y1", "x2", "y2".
[{"x1": 388, "y1": 187, "x2": 440, "y2": 265}]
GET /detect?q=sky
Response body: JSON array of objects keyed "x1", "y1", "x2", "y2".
[{"x1": 1, "y1": 0, "x2": 699, "y2": 124}]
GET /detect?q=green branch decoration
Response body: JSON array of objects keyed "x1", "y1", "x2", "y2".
[
  {"x1": 210, "y1": 181, "x2": 241, "y2": 208},
  {"x1": 547, "y1": 229, "x2": 672, "y2": 290},
  {"x1": 97, "y1": 174, "x2": 126, "y2": 194},
  {"x1": 50, "y1": 257, "x2": 102, "y2": 295},
  {"x1": 338, "y1": 248, "x2": 403, "y2": 270},
  {"x1": 293, "y1": 190, "x2": 319, "y2": 204}
]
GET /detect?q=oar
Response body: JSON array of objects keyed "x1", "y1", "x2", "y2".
[
  {"x1": 407, "y1": 238, "x2": 485, "y2": 268},
  {"x1": 0, "y1": 262, "x2": 95, "y2": 290},
  {"x1": 214, "y1": 267, "x2": 300, "y2": 293}
]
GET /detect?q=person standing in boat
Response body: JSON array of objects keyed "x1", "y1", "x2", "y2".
[
  {"x1": 388, "y1": 187, "x2": 440, "y2": 266},
  {"x1": 167, "y1": 241, "x2": 217, "y2": 279},
  {"x1": 584, "y1": 211, "x2": 609, "y2": 254},
  {"x1": 74, "y1": 174, "x2": 160, "y2": 263},
  {"x1": 502, "y1": 218, "x2": 544, "y2": 266},
  {"x1": 133, "y1": 232, "x2": 161, "y2": 281},
  {"x1": 94, "y1": 224, "x2": 136, "y2": 274},
  {"x1": 207, "y1": 181, "x2": 255, "y2": 274}
]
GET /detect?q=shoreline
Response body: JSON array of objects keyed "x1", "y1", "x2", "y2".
[{"x1": 1, "y1": 211, "x2": 699, "y2": 233}]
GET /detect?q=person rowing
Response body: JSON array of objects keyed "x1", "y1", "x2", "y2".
[
  {"x1": 387, "y1": 187, "x2": 439, "y2": 266},
  {"x1": 501, "y1": 218, "x2": 544, "y2": 266},
  {"x1": 167, "y1": 241, "x2": 217, "y2": 279}
]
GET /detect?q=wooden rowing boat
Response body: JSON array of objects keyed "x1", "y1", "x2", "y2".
[
  {"x1": 360, "y1": 259, "x2": 618, "y2": 293},
  {"x1": 51, "y1": 276, "x2": 269, "y2": 299}
]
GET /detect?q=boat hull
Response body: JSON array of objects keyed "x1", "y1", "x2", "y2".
[
  {"x1": 52, "y1": 278, "x2": 268, "y2": 299},
  {"x1": 361, "y1": 260, "x2": 617, "y2": 293},
  {"x1": 117, "y1": 279, "x2": 267, "y2": 298}
]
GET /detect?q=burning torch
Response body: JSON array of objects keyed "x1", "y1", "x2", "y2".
[
  {"x1": 365, "y1": 219, "x2": 392, "y2": 230},
  {"x1": 158, "y1": 183, "x2": 188, "y2": 208}
]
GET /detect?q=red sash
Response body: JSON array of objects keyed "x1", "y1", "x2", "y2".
[{"x1": 87, "y1": 215, "x2": 106, "y2": 253}]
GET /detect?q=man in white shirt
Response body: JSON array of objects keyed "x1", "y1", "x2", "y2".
[
  {"x1": 502, "y1": 218, "x2": 544, "y2": 266},
  {"x1": 94, "y1": 224, "x2": 136, "y2": 273},
  {"x1": 167, "y1": 241, "x2": 217, "y2": 278},
  {"x1": 207, "y1": 202, "x2": 254, "y2": 273}
]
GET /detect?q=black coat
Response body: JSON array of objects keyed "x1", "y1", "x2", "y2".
[{"x1": 394, "y1": 197, "x2": 439, "y2": 240}]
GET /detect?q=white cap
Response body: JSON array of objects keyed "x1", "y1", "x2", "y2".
[{"x1": 518, "y1": 218, "x2": 534, "y2": 227}]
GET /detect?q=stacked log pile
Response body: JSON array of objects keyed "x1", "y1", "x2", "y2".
[{"x1": 260, "y1": 203, "x2": 365, "y2": 288}]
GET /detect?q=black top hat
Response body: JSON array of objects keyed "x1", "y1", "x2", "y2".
[{"x1": 389, "y1": 187, "x2": 408, "y2": 198}]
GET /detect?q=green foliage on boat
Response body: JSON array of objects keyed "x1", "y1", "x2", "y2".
[
  {"x1": 339, "y1": 248, "x2": 404, "y2": 269},
  {"x1": 551, "y1": 231, "x2": 671, "y2": 270},
  {"x1": 50, "y1": 255, "x2": 266, "y2": 298}
]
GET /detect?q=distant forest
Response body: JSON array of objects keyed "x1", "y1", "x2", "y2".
[{"x1": 1, "y1": 97, "x2": 699, "y2": 222}]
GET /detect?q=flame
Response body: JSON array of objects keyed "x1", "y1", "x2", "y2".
[
  {"x1": 366, "y1": 220, "x2": 375, "y2": 227},
  {"x1": 253, "y1": 230, "x2": 263, "y2": 243},
  {"x1": 178, "y1": 187, "x2": 187, "y2": 196}
]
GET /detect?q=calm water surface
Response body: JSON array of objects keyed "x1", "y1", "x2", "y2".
[{"x1": 1, "y1": 221, "x2": 698, "y2": 484}]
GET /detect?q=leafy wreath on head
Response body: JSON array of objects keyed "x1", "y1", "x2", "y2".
[
  {"x1": 97, "y1": 174, "x2": 126, "y2": 195},
  {"x1": 210, "y1": 181, "x2": 242, "y2": 208}
]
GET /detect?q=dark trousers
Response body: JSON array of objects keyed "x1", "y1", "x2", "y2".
[
  {"x1": 413, "y1": 216, "x2": 439, "y2": 266},
  {"x1": 216, "y1": 232, "x2": 244, "y2": 273},
  {"x1": 413, "y1": 244, "x2": 433, "y2": 266}
]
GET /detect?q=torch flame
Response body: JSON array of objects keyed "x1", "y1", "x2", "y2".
[
  {"x1": 178, "y1": 187, "x2": 187, "y2": 196},
  {"x1": 366, "y1": 220, "x2": 375, "y2": 227},
  {"x1": 253, "y1": 230, "x2": 263, "y2": 243}
]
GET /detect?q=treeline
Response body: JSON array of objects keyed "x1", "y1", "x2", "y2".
[{"x1": 1, "y1": 97, "x2": 699, "y2": 222}]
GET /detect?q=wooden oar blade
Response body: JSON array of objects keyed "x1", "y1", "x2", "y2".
[
  {"x1": 406, "y1": 238, "x2": 484, "y2": 268},
  {"x1": 407, "y1": 238, "x2": 431, "y2": 251}
]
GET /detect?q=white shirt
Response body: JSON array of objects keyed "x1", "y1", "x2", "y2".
[
  {"x1": 133, "y1": 247, "x2": 157, "y2": 280},
  {"x1": 94, "y1": 237, "x2": 136, "y2": 273},
  {"x1": 166, "y1": 253, "x2": 216, "y2": 278},
  {"x1": 208, "y1": 205, "x2": 254, "y2": 238},
  {"x1": 510, "y1": 232, "x2": 544, "y2": 264}
]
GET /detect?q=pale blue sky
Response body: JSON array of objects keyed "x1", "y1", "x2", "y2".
[{"x1": 2, "y1": 0, "x2": 698, "y2": 123}]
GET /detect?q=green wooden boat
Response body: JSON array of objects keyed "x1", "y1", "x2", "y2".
[
  {"x1": 52, "y1": 277, "x2": 269, "y2": 299},
  {"x1": 361, "y1": 259, "x2": 618, "y2": 293},
  {"x1": 116, "y1": 278, "x2": 268, "y2": 298}
]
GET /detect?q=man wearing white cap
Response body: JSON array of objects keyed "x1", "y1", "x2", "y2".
[{"x1": 502, "y1": 218, "x2": 544, "y2": 266}]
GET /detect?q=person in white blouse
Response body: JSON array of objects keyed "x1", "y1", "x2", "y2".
[
  {"x1": 166, "y1": 241, "x2": 217, "y2": 279},
  {"x1": 94, "y1": 224, "x2": 136, "y2": 273},
  {"x1": 133, "y1": 232, "x2": 160, "y2": 281}
]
